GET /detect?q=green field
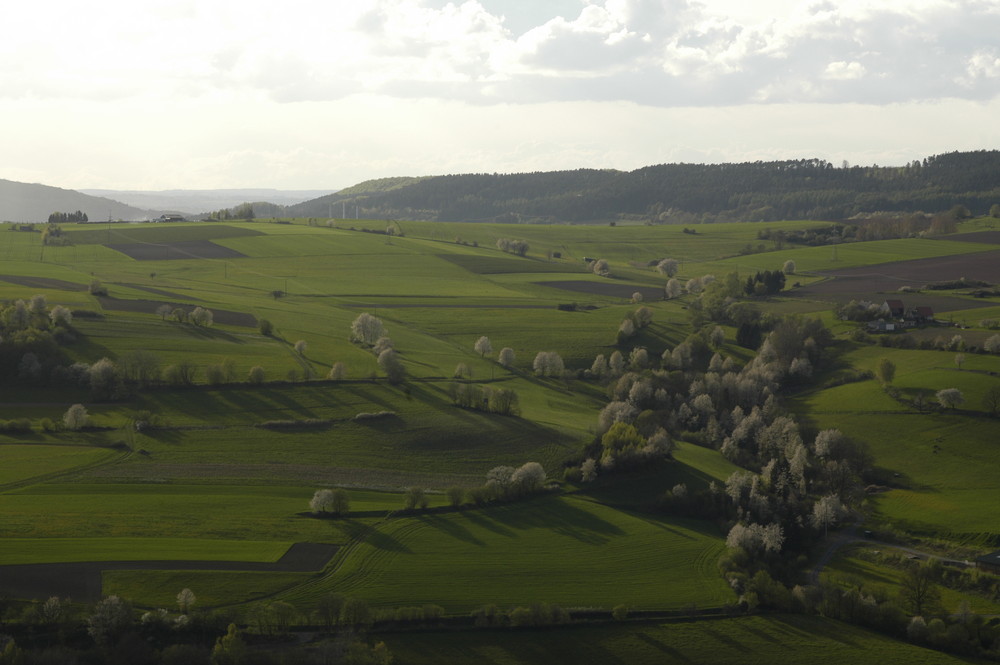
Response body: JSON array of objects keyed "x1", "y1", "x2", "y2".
[
  {"x1": 383, "y1": 614, "x2": 973, "y2": 665},
  {"x1": 1, "y1": 216, "x2": 998, "y2": 661},
  {"x1": 793, "y1": 343, "x2": 1000, "y2": 537}
]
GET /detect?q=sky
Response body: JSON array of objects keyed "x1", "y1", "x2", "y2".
[{"x1": 2, "y1": 0, "x2": 999, "y2": 190}]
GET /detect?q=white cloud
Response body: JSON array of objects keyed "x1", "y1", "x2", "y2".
[
  {"x1": 824, "y1": 61, "x2": 867, "y2": 80},
  {"x1": 3, "y1": 0, "x2": 999, "y2": 107},
  {"x1": 2, "y1": 0, "x2": 999, "y2": 189}
]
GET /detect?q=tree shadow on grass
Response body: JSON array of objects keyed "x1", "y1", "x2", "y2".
[
  {"x1": 341, "y1": 518, "x2": 412, "y2": 554},
  {"x1": 700, "y1": 624, "x2": 749, "y2": 651},
  {"x1": 459, "y1": 510, "x2": 517, "y2": 539},
  {"x1": 178, "y1": 324, "x2": 246, "y2": 344},
  {"x1": 417, "y1": 514, "x2": 486, "y2": 547},
  {"x1": 483, "y1": 496, "x2": 627, "y2": 545},
  {"x1": 633, "y1": 632, "x2": 692, "y2": 662}
]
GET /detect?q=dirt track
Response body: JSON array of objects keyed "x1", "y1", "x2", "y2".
[{"x1": 0, "y1": 542, "x2": 338, "y2": 603}]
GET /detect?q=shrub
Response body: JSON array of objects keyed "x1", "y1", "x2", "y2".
[{"x1": 247, "y1": 366, "x2": 266, "y2": 384}]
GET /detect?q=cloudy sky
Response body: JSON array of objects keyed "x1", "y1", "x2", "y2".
[{"x1": 2, "y1": 0, "x2": 999, "y2": 190}]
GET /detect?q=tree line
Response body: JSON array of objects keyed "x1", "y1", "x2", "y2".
[{"x1": 285, "y1": 150, "x2": 1000, "y2": 223}]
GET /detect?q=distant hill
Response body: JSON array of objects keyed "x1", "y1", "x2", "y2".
[
  {"x1": 289, "y1": 151, "x2": 1000, "y2": 224},
  {"x1": 0, "y1": 179, "x2": 151, "y2": 223},
  {"x1": 80, "y1": 189, "x2": 336, "y2": 216}
]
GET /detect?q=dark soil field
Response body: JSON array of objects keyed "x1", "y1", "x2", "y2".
[
  {"x1": 536, "y1": 280, "x2": 664, "y2": 301},
  {"x1": 0, "y1": 543, "x2": 337, "y2": 602},
  {"x1": 106, "y1": 240, "x2": 247, "y2": 261},
  {"x1": 789, "y1": 249, "x2": 1000, "y2": 311},
  {"x1": 0, "y1": 275, "x2": 85, "y2": 291},
  {"x1": 97, "y1": 297, "x2": 257, "y2": 327}
]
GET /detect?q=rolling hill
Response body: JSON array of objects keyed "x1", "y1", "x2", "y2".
[{"x1": 0, "y1": 178, "x2": 152, "y2": 223}]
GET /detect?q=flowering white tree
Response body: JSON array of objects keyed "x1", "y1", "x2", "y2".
[
  {"x1": 498, "y1": 347, "x2": 516, "y2": 368},
  {"x1": 511, "y1": 462, "x2": 546, "y2": 494},
  {"x1": 350, "y1": 312, "x2": 386, "y2": 346},
  {"x1": 936, "y1": 388, "x2": 964, "y2": 410},
  {"x1": 656, "y1": 258, "x2": 679, "y2": 277},
  {"x1": 474, "y1": 336, "x2": 492, "y2": 358},
  {"x1": 63, "y1": 403, "x2": 89, "y2": 430}
]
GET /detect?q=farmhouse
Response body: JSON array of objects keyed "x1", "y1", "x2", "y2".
[
  {"x1": 868, "y1": 300, "x2": 936, "y2": 331},
  {"x1": 882, "y1": 299, "x2": 905, "y2": 318},
  {"x1": 976, "y1": 550, "x2": 1000, "y2": 574},
  {"x1": 155, "y1": 213, "x2": 187, "y2": 222}
]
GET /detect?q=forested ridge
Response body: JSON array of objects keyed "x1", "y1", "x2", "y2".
[{"x1": 289, "y1": 150, "x2": 1000, "y2": 223}]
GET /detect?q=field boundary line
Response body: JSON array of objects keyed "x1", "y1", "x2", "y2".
[{"x1": 0, "y1": 446, "x2": 131, "y2": 493}]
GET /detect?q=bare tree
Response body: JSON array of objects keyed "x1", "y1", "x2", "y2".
[
  {"x1": 900, "y1": 563, "x2": 942, "y2": 616},
  {"x1": 294, "y1": 340, "x2": 308, "y2": 356},
  {"x1": 954, "y1": 353, "x2": 965, "y2": 370},
  {"x1": 328, "y1": 362, "x2": 345, "y2": 380},
  {"x1": 982, "y1": 386, "x2": 1000, "y2": 416}
]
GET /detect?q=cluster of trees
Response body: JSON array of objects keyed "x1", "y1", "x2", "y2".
[
  {"x1": 450, "y1": 383, "x2": 520, "y2": 416},
  {"x1": 47, "y1": 210, "x2": 88, "y2": 224},
  {"x1": 41, "y1": 222, "x2": 69, "y2": 245},
  {"x1": 730, "y1": 561, "x2": 1000, "y2": 661},
  {"x1": 154, "y1": 303, "x2": 213, "y2": 326},
  {"x1": 349, "y1": 313, "x2": 405, "y2": 384},
  {"x1": 617, "y1": 306, "x2": 653, "y2": 344},
  {"x1": 287, "y1": 151, "x2": 1000, "y2": 223},
  {"x1": 581, "y1": 310, "x2": 846, "y2": 570},
  {"x1": 310, "y1": 488, "x2": 350, "y2": 516},
  {"x1": 0, "y1": 295, "x2": 79, "y2": 383},
  {"x1": 206, "y1": 202, "x2": 256, "y2": 220},
  {"x1": 495, "y1": 238, "x2": 529, "y2": 256},
  {"x1": 532, "y1": 351, "x2": 565, "y2": 377},
  {"x1": 744, "y1": 270, "x2": 786, "y2": 296},
  {"x1": 1, "y1": 591, "x2": 393, "y2": 665},
  {"x1": 471, "y1": 602, "x2": 571, "y2": 628}
]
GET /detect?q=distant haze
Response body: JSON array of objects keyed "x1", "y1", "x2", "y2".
[{"x1": 80, "y1": 190, "x2": 336, "y2": 215}]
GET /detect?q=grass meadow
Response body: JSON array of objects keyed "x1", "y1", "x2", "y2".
[
  {"x1": 382, "y1": 614, "x2": 973, "y2": 665},
  {"x1": 0, "y1": 216, "x2": 997, "y2": 632}
]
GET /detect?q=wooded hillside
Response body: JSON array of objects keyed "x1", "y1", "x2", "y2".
[{"x1": 289, "y1": 150, "x2": 1000, "y2": 223}]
